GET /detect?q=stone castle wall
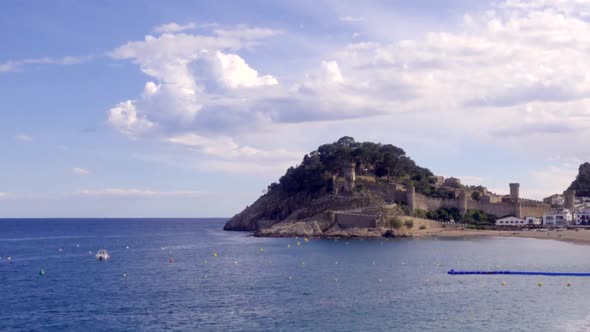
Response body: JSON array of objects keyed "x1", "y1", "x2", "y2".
[
  {"x1": 409, "y1": 188, "x2": 550, "y2": 218},
  {"x1": 467, "y1": 200, "x2": 516, "y2": 218},
  {"x1": 413, "y1": 193, "x2": 462, "y2": 212},
  {"x1": 335, "y1": 213, "x2": 377, "y2": 229},
  {"x1": 519, "y1": 203, "x2": 549, "y2": 218}
]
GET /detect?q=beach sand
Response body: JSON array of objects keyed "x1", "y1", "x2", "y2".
[{"x1": 414, "y1": 227, "x2": 590, "y2": 245}]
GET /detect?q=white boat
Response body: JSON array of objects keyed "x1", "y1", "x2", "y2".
[{"x1": 95, "y1": 249, "x2": 110, "y2": 261}]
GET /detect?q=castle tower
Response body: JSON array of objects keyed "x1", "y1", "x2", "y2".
[
  {"x1": 509, "y1": 183, "x2": 520, "y2": 202},
  {"x1": 458, "y1": 191, "x2": 468, "y2": 214},
  {"x1": 564, "y1": 190, "x2": 576, "y2": 210},
  {"x1": 514, "y1": 202, "x2": 523, "y2": 219},
  {"x1": 407, "y1": 185, "x2": 416, "y2": 212},
  {"x1": 342, "y1": 162, "x2": 356, "y2": 191}
]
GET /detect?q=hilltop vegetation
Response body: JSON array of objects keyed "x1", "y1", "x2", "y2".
[
  {"x1": 268, "y1": 136, "x2": 434, "y2": 197},
  {"x1": 568, "y1": 162, "x2": 590, "y2": 197}
]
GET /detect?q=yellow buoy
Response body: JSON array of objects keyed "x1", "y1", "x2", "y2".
[
  {"x1": 296, "y1": 242, "x2": 301, "y2": 246},
  {"x1": 304, "y1": 238, "x2": 309, "y2": 243},
  {"x1": 259, "y1": 248, "x2": 264, "y2": 252},
  {"x1": 538, "y1": 282, "x2": 543, "y2": 287},
  {"x1": 501, "y1": 281, "x2": 506, "y2": 286},
  {"x1": 213, "y1": 252, "x2": 218, "y2": 257}
]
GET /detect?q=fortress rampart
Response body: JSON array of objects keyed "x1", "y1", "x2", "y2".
[{"x1": 405, "y1": 183, "x2": 550, "y2": 218}]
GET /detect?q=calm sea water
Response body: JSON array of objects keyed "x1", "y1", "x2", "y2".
[{"x1": 2, "y1": 218, "x2": 590, "y2": 331}]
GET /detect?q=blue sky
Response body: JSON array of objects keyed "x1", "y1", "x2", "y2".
[{"x1": 1, "y1": 0, "x2": 589, "y2": 217}]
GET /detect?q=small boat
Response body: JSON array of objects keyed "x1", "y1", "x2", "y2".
[{"x1": 95, "y1": 249, "x2": 110, "y2": 261}]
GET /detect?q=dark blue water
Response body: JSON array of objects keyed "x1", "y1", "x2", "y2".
[{"x1": 2, "y1": 219, "x2": 590, "y2": 331}]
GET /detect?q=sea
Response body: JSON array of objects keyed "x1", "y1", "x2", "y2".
[{"x1": 2, "y1": 218, "x2": 590, "y2": 331}]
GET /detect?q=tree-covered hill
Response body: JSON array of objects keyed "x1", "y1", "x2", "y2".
[
  {"x1": 224, "y1": 137, "x2": 441, "y2": 232},
  {"x1": 268, "y1": 136, "x2": 434, "y2": 197},
  {"x1": 568, "y1": 162, "x2": 590, "y2": 196}
]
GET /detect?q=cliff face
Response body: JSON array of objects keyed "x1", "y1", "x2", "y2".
[
  {"x1": 223, "y1": 190, "x2": 385, "y2": 232},
  {"x1": 568, "y1": 162, "x2": 590, "y2": 197}
]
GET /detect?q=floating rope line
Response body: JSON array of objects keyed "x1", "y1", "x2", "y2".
[{"x1": 448, "y1": 269, "x2": 590, "y2": 277}]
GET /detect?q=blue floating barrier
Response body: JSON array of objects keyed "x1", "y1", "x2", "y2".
[{"x1": 448, "y1": 269, "x2": 590, "y2": 277}]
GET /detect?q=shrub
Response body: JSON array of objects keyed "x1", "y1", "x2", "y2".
[
  {"x1": 419, "y1": 225, "x2": 427, "y2": 230},
  {"x1": 413, "y1": 209, "x2": 428, "y2": 218},
  {"x1": 388, "y1": 217, "x2": 403, "y2": 229},
  {"x1": 404, "y1": 219, "x2": 414, "y2": 229}
]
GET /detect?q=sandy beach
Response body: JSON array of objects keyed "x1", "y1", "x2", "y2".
[{"x1": 414, "y1": 227, "x2": 590, "y2": 245}]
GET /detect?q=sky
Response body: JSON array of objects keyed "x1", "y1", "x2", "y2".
[{"x1": 1, "y1": 0, "x2": 589, "y2": 217}]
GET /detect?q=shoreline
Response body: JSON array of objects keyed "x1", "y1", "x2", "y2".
[{"x1": 413, "y1": 228, "x2": 590, "y2": 246}]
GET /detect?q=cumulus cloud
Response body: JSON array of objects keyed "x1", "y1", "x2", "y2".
[
  {"x1": 107, "y1": 26, "x2": 281, "y2": 136},
  {"x1": 108, "y1": 100, "x2": 156, "y2": 138},
  {"x1": 215, "y1": 51, "x2": 278, "y2": 88},
  {"x1": 0, "y1": 192, "x2": 8, "y2": 199},
  {"x1": 105, "y1": 4, "x2": 590, "y2": 192},
  {"x1": 72, "y1": 167, "x2": 90, "y2": 175},
  {"x1": 0, "y1": 55, "x2": 92, "y2": 72}
]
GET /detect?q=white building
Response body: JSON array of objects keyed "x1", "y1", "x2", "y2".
[
  {"x1": 574, "y1": 209, "x2": 590, "y2": 225},
  {"x1": 524, "y1": 216, "x2": 542, "y2": 226},
  {"x1": 543, "y1": 209, "x2": 573, "y2": 227},
  {"x1": 496, "y1": 216, "x2": 526, "y2": 227}
]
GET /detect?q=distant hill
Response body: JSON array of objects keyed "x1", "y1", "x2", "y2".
[
  {"x1": 568, "y1": 162, "x2": 590, "y2": 196},
  {"x1": 223, "y1": 136, "x2": 442, "y2": 233}
]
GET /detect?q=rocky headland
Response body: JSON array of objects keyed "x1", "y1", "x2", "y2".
[{"x1": 223, "y1": 136, "x2": 590, "y2": 239}]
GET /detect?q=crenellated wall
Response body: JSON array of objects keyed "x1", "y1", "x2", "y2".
[
  {"x1": 413, "y1": 193, "x2": 463, "y2": 212},
  {"x1": 467, "y1": 200, "x2": 516, "y2": 218},
  {"x1": 409, "y1": 189, "x2": 550, "y2": 218},
  {"x1": 355, "y1": 176, "x2": 551, "y2": 219}
]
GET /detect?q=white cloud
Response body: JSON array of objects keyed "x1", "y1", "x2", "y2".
[
  {"x1": 320, "y1": 61, "x2": 344, "y2": 84},
  {"x1": 14, "y1": 134, "x2": 33, "y2": 142},
  {"x1": 339, "y1": 16, "x2": 365, "y2": 22},
  {"x1": 0, "y1": 55, "x2": 92, "y2": 72},
  {"x1": 154, "y1": 22, "x2": 196, "y2": 34},
  {"x1": 0, "y1": 192, "x2": 8, "y2": 199},
  {"x1": 108, "y1": 100, "x2": 156, "y2": 138},
  {"x1": 215, "y1": 51, "x2": 278, "y2": 88},
  {"x1": 105, "y1": 2, "x2": 590, "y2": 197},
  {"x1": 456, "y1": 176, "x2": 486, "y2": 186},
  {"x1": 165, "y1": 132, "x2": 301, "y2": 161},
  {"x1": 107, "y1": 26, "x2": 281, "y2": 136},
  {"x1": 72, "y1": 167, "x2": 90, "y2": 175},
  {"x1": 78, "y1": 188, "x2": 207, "y2": 197}
]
